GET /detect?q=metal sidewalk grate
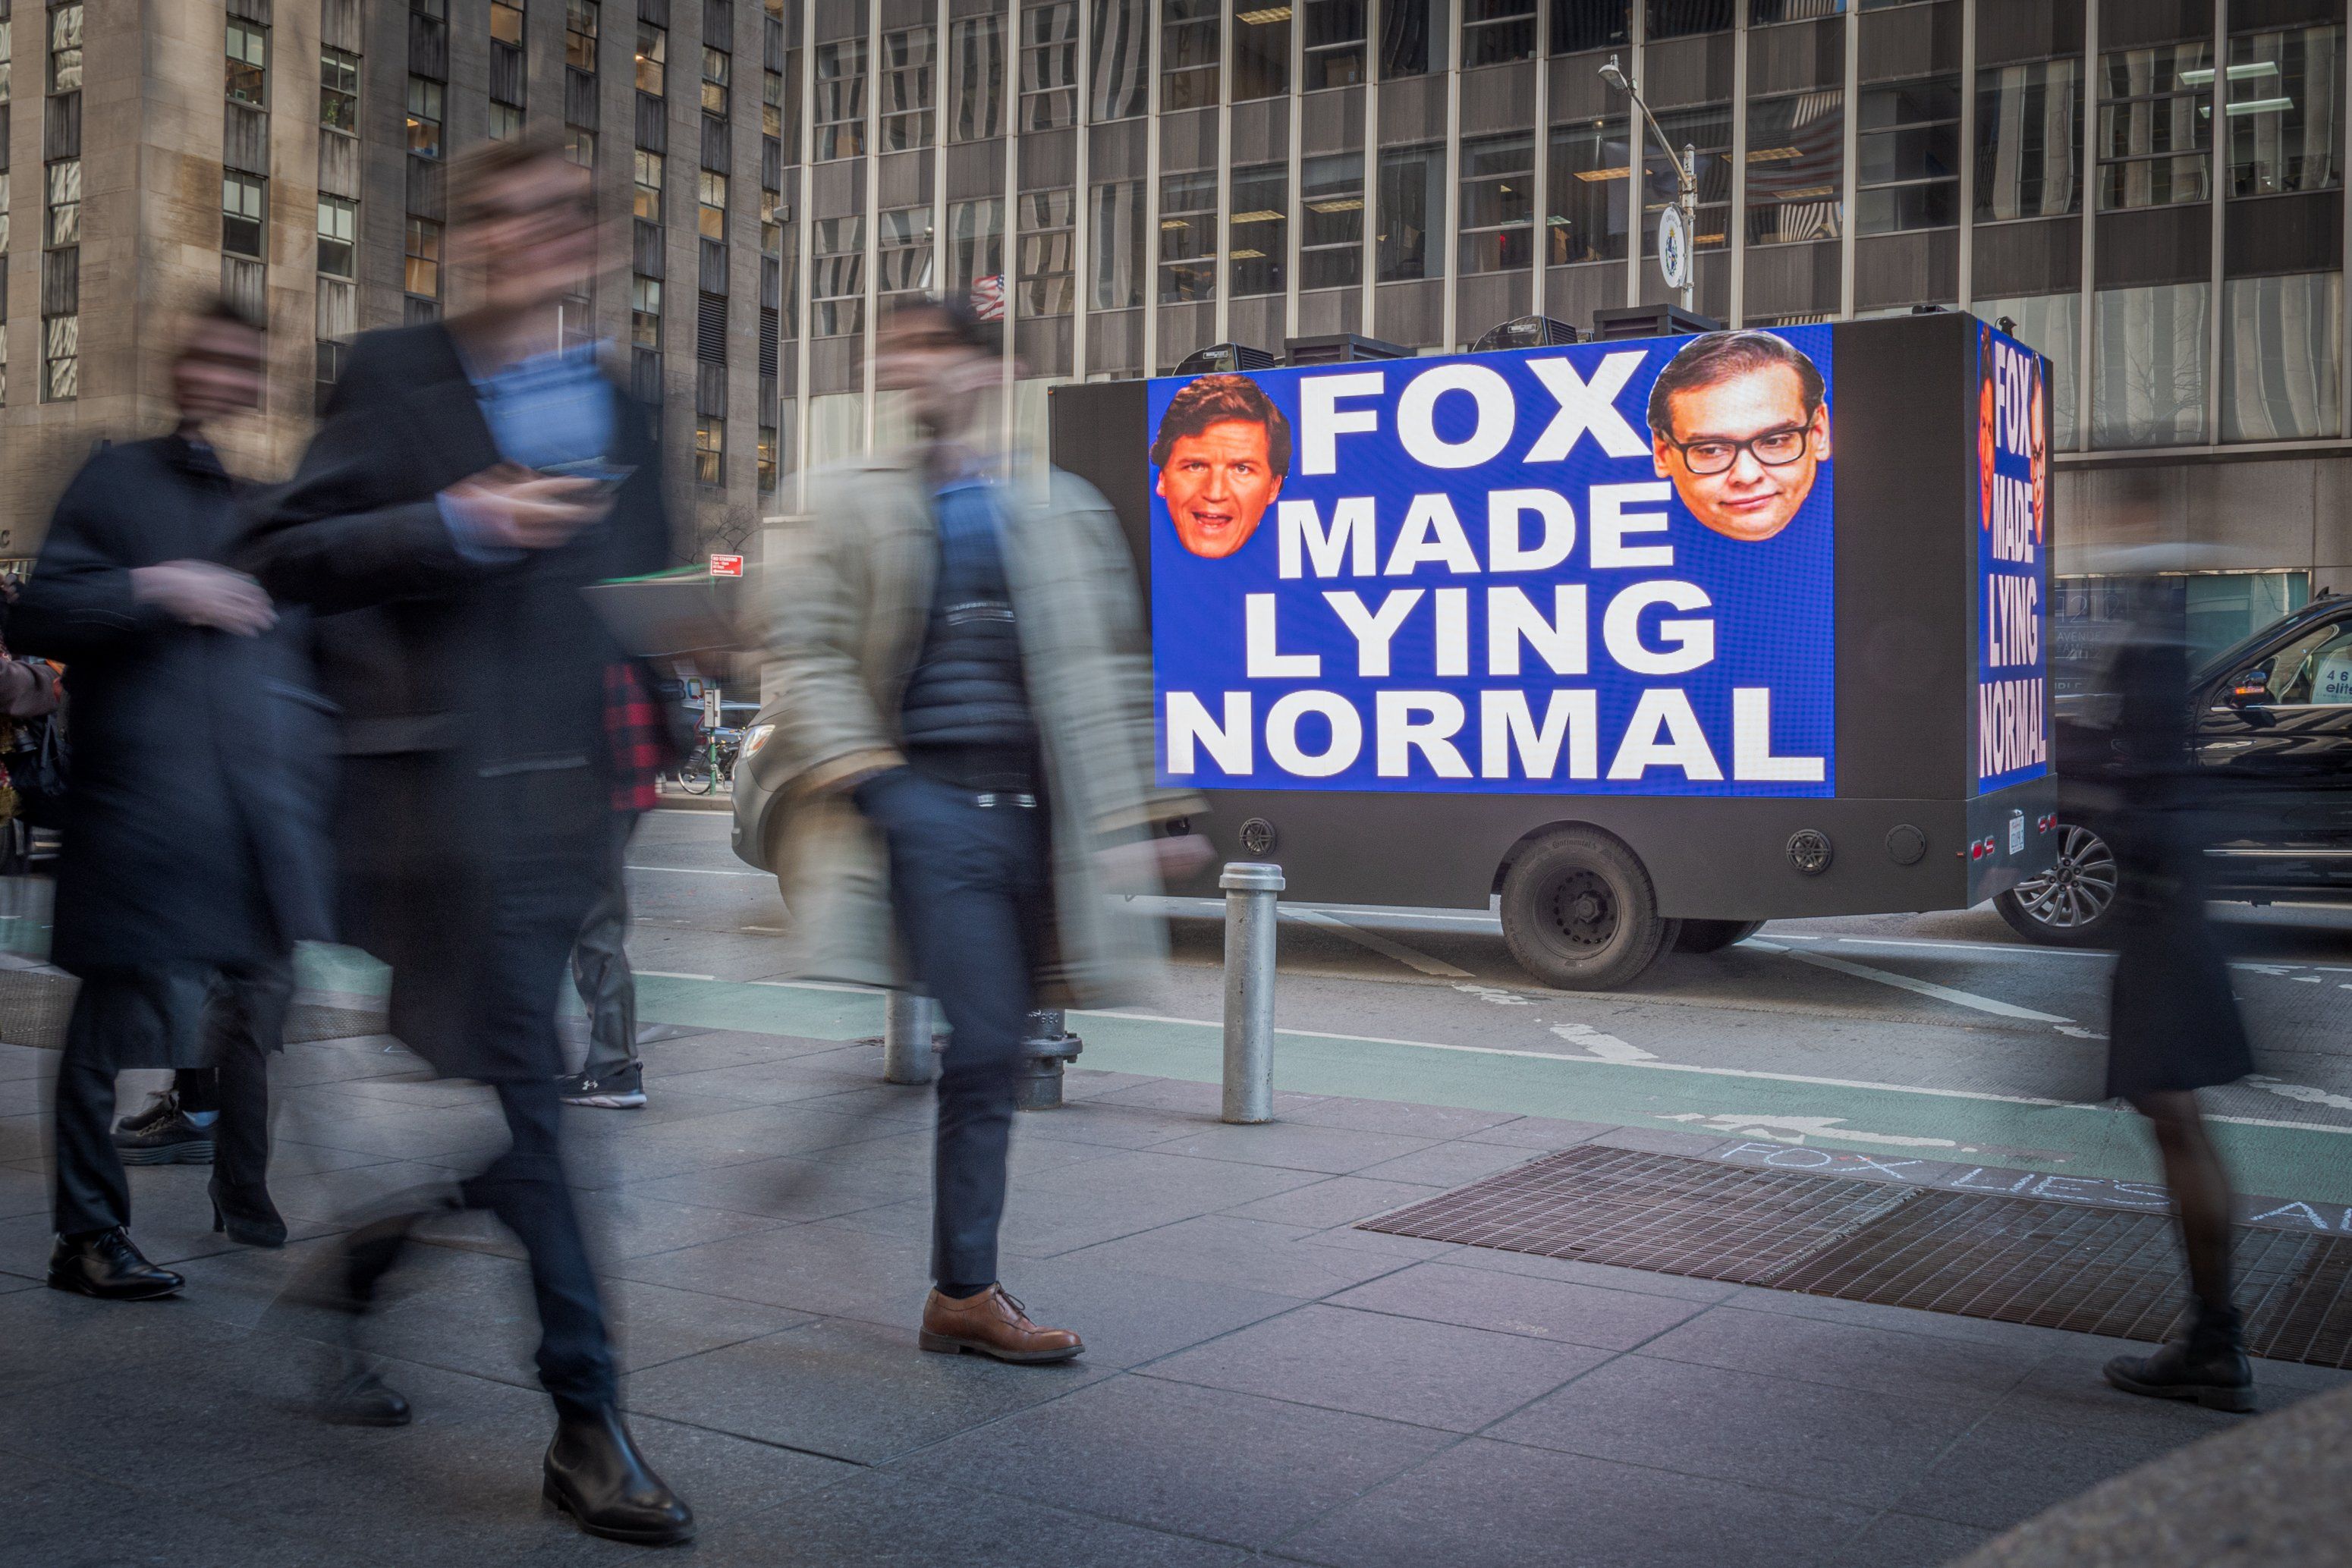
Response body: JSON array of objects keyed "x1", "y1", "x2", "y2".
[
  {"x1": 1360, "y1": 1145, "x2": 2352, "y2": 1368},
  {"x1": 0, "y1": 971, "x2": 388, "y2": 1051}
]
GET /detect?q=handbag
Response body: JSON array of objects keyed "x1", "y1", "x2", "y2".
[{"x1": 5, "y1": 709, "x2": 69, "y2": 829}]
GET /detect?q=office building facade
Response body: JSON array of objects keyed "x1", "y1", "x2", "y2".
[{"x1": 1, "y1": 0, "x2": 2347, "y2": 659}]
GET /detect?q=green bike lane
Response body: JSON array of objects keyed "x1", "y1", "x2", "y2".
[{"x1": 292, "y1": 944, "x2": 2352, "y2": 1216}]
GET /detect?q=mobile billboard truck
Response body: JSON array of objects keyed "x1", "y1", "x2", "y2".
[{"x1": 1038, "y1": 313, "x2": 2057, "y2": 990}]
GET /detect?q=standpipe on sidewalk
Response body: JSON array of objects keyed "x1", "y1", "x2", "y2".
[{"x1": 1220, "y1": 862, "x2": 1284, "y2": 1124}]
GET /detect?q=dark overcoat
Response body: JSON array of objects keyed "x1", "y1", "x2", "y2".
[
  {"x1": 241, "y1": 323, "x2": 666, "y2": 1083},
  {"x1": 10, "y1": 436, "x2": 335, "y2": 1065}
]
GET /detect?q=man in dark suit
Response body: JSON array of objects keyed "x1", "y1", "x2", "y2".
[
  {"x1": 15, "y1": 301, "x2": 329, "y2": 1299},
  {"x1": 244, "y1": 131, "x2": 690, "y2": 1548}
]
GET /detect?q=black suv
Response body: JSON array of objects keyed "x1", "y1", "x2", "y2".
[{"x1": 1998, "y1": 591, "x2": 2352, "y2": 945}]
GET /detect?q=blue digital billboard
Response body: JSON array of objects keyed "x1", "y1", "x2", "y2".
[
  {"x1": 1974, "y1": 320, "x2": 2051, "y2": 792},
  {"x1": 1148, "y1": 327, "x2": 1837, "y2": 796}
]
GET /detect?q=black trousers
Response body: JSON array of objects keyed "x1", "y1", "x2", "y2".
[
  {"x1": 53, "y1": 960, "x2": 288, "y2": 1237},
  {"x1": 464, "y1": 1078, "x2": 616, "y2": 1412},
  {"x1": 870, "y1": 772, "x2": 1049, "y2": 1289}
]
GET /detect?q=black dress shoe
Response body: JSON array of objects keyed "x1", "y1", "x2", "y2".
[
  {"x1": 209, "y1": 1181, "x2": 288, "y2": 1249},
  {"x1": 47, "y1": 1228, "x2": 184, "y2": 1300},
  {"x1": 2105, "y1": 1303, "x2": 2256, "y2": 1413},
  {"x1": 320, "y1": 1364, "x2": 413, "y2": 1427},
  {"x1": 542, "y1": 1405, "x2": 694, "y2": 1546}
]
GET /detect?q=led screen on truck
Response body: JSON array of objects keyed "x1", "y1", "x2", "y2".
[
  {"x1": 1974, "y1": 319, "x2": 2052, "y2": 792},
  {"x1": 1149, "y1": 326, "x2": 1837, "y2": 797}
]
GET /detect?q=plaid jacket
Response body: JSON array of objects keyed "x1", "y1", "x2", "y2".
[{"x1": 603, "y1": 661, "x2": 667, "y2": 815}]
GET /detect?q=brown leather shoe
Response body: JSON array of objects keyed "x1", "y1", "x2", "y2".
[{"x1": 919, "y1": 1284, "x2": 1083, "y2": 1364}]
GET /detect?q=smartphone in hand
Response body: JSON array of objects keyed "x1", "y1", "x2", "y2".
[{"x1": 537, "y1": 457, "x2": 639, "y2": 492}]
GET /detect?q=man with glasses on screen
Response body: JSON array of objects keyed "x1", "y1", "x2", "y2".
[{"x1": 1647, "y1": 330, "x2": 1832, "y2": 544}]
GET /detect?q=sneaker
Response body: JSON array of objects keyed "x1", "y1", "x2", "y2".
[
  {"x1": 113, "y1": 1094, "x2": 216, "y2": 1165},
  {"x1": 556, "y1": 1066, "x2": 647, "y2": 1109}
]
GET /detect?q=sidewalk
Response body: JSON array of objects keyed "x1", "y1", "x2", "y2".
[{"x1": 2, "y1": 1008, "x2": 2344, "y2": 1566}]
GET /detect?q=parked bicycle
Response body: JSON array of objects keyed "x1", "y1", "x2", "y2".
[{"x1": 674, "y1": 724, "x2": 742, "y2": 795}]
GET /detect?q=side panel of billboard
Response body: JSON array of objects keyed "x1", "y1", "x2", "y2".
[{"x1": 1146, "y1": 328, "x2": 1838, "y2": 798}]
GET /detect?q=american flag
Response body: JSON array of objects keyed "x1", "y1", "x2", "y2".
[{"x1": 971, "y1": 275, "x2": 1006, "y2": 322}]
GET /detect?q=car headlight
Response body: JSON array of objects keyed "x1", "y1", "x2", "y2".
[{"x1": 739, "y1": 723, "x2": 775, "y2": 758}]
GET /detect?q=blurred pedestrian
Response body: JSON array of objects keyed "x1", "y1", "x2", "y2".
[
  {"x1": 14, "y1": 300, "x2": 328, "y2": 1297},
  {"x1": 244, "y1": 130, "x2": 690, "y2": 1545},
  {"x1": 2098, "y1": 580, "x2": 2256, "y2": 1413},
  {"x1": 755, "y1": 294, "x2": 1209, "y2": 1363},
  {"x1": 558, "y1": 660, "x2": 662, "y2": 1109}
]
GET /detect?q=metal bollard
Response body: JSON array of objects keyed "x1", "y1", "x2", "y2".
[
  {"x1": 1016, "y1": 1009, "x2": 1084, "y2": 1111},
  {"x1": 882, "y1": 991, "x2": 939, "y2": 1085},
  {"x1": 1220, "y1": 862, "x2": 1284, "y2": 1124}
]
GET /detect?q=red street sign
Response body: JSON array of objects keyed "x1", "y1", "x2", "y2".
[{"x1": 708, "y1": 554, "x2": 744, "y2": 577}]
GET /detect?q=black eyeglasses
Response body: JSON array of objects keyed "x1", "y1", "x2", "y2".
[{"x1": 1662, "y1": 425, "x2": 1811, "y2": 476}]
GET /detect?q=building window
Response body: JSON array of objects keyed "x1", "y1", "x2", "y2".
[
  {"x1": 1090, "y1": 0, "x2": 1148, "y2": 121},
  {"x1": 1091, "y1": 178, "x2": 1146, "y2": 309},
  {"x1": 2098, "y1": 40, "x2": 2213, "y2": 210},
  {"x1": 44, "y1": 315, "x2": 77, "y2": 402},
  {"x1": 812, "y1": 215, "x2": 865, "y2": 335},
  {"x1": 1159, "y1": 171, "x2": 1217, "y2": 303},
  {"x1": 1747, "y1": 90, "x2": 1844, "y2": 245},
  {"x1": 1459, "y1": 134, "x2": 1534, "y2": 273},
  {"x1": 635, "y1": 149, "x2": 663, "y2": 219},
  {"x1": 951, "y1": 14, "x2": 1005, "y2": 141},
  {"x1": 880, "y1": 27, "x2": 933, "y2": 152},
  {"x1": 2222, "y1": 272, "x2": 2342, "y2": 443},
  {"x1": 1162, "y1": 0, "x2": 1217, "y2": 111},
  {"x1": 1234, "y1": 2, "x2": 1288, "y2": 99},
  {"x1": 407, "y1": 76, "x2": 445, "y2": 157},
  {"x1": 1022, "y1": 1, "x2": 1078, "y2": 130},
  {"x1": 492, "y1": 0, "x2": 524, "y2": 45},
  {"x1": 46, "y1": 159, "x2": 81, "y2": 247},
  {"x1": 317, "y1": 195, "x2": 358, "y2": 275},
  {"x1": 226, "y1": 20, "x2": 268, "y2": 105},
  {"x1": 0, "y1": 174, "x2": 11, "y2": 256},
  {"x1": 1642, "y1": 105, "x2": 1732, "y2": 254},
  {"x1": 880, "y1": 205, "x2": 935, "y2": 300},
  {"x1": 699, "y1": 168, "x2": 728, "y2": 239},
  {"x1": 222, "y1": 173, "x2": 266, "y2": 258},
  {"x1": 322, "y1": 46, "x2": 361, "y2": 130},
  {"x1": 568, "y1": 0, "x2": 599, "y2": 69},
  {"x1": 49, "y1": 2, "x2": 81, "y2": 95},
  {"x1": 1976, "y1": 57, "x2": 2083, "y2": 222},
  {"x1": 702, "y1": 45, "x2": 731, "y2": 115},
  {"x1": 1017, "y1": 188, "x2": 1075, "y2": 316},
  {"x1": 1303, "y1": 0, "x2": 1366, "y2": 91},
  {"x1": 490, "y1": 101, "x2": 524, "y2": 140},
  {"x1": 761, "y1": 186, "x2": 787, "y2": 253},
  {"x1": 636, "y1": 21, "x2": 667, "y2": 95},
  {"x1": 2093, "y1": 281, "x2": 2209, "y2": 448},
  {"x1": 632, "y1": 274, "x2": 662, "y2": 347},
  {"x1": 816, "y1": 39, "x2": 866, "y2": 159},
  {"x1": 404, "y1": 215, "x2": 443, "y2": 298},
  {"x1": 947, "y1": 196, "x2": 1004, "y2": 301},
  {"x1": 1376, "y1": 143, "x2": 1445, "y2": 282},
  {"x1": 1299, "y1": 152, "x2": 1363, "y2": 290},
  {"x1": 566, "y1": 126, "x2": 596, "y2": 165},
  {"x1": 1, "y1": 15, "x2": 12, "y2": 105},
  {"x1": 696, "y1": 416, "x2": 724, "y2": 484},
  {"x1": 2227, "y1": 22, "x2": 2343, "y2": 200},
  {"x1": 759, "y1": 424, "x2": 779, "y2": 490},
  {"x1": 1461, "y1": 0, "x2": 1533, "y2": 68},
  {"x1": 1857, "y1": 77, "x2": 1957, "y2": 234},
  {"x1": 1548, "y1": 119, "x2": 1630, "y2": 264},
  {"x1": 1379, "y1": 0, "x2": 1439, "y2": 80},
  {"x1": 764, "y1": 67, "x2": 786, "y2": 136},
  {"x1": 1229, "y1": 164, "x2": 1286, "y2": 297},
  {"x1": 1556, "y1": 0, "x2": 1627, "y2": 49}
]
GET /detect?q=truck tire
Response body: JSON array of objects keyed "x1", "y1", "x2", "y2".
[
  {"x1": 1674, "y1": 919, "x2": 1765, "y2": 954},
  {"x1": 1993, "y1": 822, "x2": 2119, "y2": 948},
  {"x1": 1499, "y1": 830, "x2": 1676, "y2": 991}
]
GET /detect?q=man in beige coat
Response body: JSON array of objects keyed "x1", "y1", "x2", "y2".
[{"x1": 747, "y1": 294, "x2": 1207, "y2": 1361}]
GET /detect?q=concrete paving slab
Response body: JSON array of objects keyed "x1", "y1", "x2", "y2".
[
  {"x1": 1055, "y1": 1213, "x2": 1420, "y2": 1300},
  {"x1": 1327, "y1": 1258, "x2": 1712, "y2": 1350},
  {"x1": 1632, "y1": 1299, "x2": 2056, "y2": 1401}
]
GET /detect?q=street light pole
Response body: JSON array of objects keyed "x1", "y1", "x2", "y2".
[{"x1": 1600, "y1": 53, "x2": 1697, "y2": 314}]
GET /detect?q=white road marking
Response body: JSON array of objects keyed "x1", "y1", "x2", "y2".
[
  {"x1": 1656, "y1": 1112, "x2": 1960, "y2": 1149},
  {"x1": 2247, "y1": 1076, "x2": 2352, "y2": 1114},
  {"x1": 1550, "y1": 1023, "x2": 1655, "y2": 1062},
  {"x1": 1454, "y1": 983, "x2": 1535, "y2": 1006},
  {"x1": 1750, "y1": 941, "x2": 2074, "y2": 1023},
  {"x1": 1284, "y1": 908, "x2": 1474, "y2": 977},
  {"x1": 637, "y1": 969, "x2": 717, "y2": 980},
  {"x1": 1832, "y1": 936, "x2": 2108, "y2": 960},
  {"x1": 627, "y1": 864, "x2": 770, "y2": 877},
  {"x1": 2054, "y1": 1025, "x2": 2109, "y2": 1040}
]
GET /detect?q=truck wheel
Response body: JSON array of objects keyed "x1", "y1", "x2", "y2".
[
  {"x1": 1994, "y1": 822, "x2": 2118, "y2": 947},
  {"x1": 1674, "y1": 919, "x2": 1765, "y2": 954},
  {"x1": 1499, "y1": 831, "x2": 1675, "y2": 991}
]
